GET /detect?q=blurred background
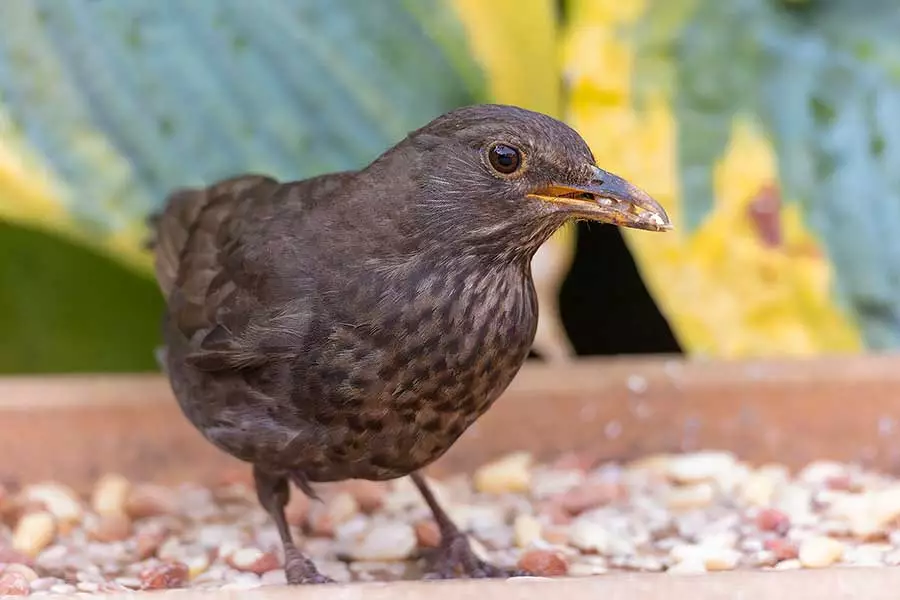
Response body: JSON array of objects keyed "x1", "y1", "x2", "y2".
[{"x1": 0, "y1": 0, "x2": 896, "y2": 374}]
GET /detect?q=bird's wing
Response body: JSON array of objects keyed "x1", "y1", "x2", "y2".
[
  {"x1": 148, "y1": 174, "x2": 277, "y2": 301},
  {"x1": 150, "y1": 171, "x2": 355, "y2": 372}
]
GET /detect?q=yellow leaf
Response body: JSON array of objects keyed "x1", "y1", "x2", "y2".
[
  {"x1": 451, "y1": 0, "x2": 560, "y2": 116},
  {"x1": 562, "y1": 0, "x2": 862, "y2": 357}
]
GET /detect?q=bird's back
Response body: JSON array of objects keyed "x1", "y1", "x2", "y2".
[
  {"x1": 148, "y1": 172, "x2": 357, "y2": 463},
  {"x1": 149, "y1": 172, "x2": 353, "y2": 302}
]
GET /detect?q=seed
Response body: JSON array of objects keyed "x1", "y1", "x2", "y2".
[
  {"x1": 91, "y1": 474, "x2": 131, "y2": 517},
  {"x1": 513, "y1": 514, "x2": 542, "y2": 548},
  {"x1": 12, "y1": 512, "x2": 56, "y2": 557},
  {"x1": 755, "y1": 508, "x2": 791, "y2": 534},
  {"x1": 667, "y1": 452, "x2": 737, "y2": 485},
  {"x1": 227, "y1": 548, "x2": 280, "y2": 574},
  {"x1": 2, "y1": 565, "x2": 38, "y2": 583},
  {"x1": 88, "y1": 514, "x2": 132, "y2": 543},
  {"x1": 345, "y1": 523, "x2": 417, "y2": 562},
  {"x1": 414, "y1": 520, "x2": 441, "y2": 549},
  {"x1": 125, "y1": 485, "x2": 177, "y2": 519},
  {"x1": 559, "y1": 481, "x2": 627, "y2": 515},
  {"x1": 764, "y1": 538, "x2": 799, "y2": 561},
  {"x1": 474, "y1": 452, "x2": 533, "y2": 494},
  {"x1": 0, "y1": 571, "x2": 31, "y2": 596},
  {"x1": 665, "y1": 483, "x2": 715, "y2": 510},
  {"x1": 798, "y1": 536, "x2": 844, "y2": 568},
  {"x1": 21, "y1": 484, "x2": 82, "y2": 527},
  {"x1": 517, "y1": 550, "x2": 568, "y2": 576},
  {"x1": 139, "y1": 561, "x2": 189, "y2": 590}
]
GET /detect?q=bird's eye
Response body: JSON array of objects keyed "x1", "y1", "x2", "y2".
[{"x1": 488, "y1": 144, "x2": 521, "y2": 175}]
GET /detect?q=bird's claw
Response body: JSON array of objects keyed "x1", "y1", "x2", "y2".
[
  {"x1": 284, "y1": 549, "x2": 335, "y2": 585},
  {"x1": 425, "y1": 563, "x2": 529, "y2": 580},
  {"x1": 423, "y1": 533, "x2": 529, "y2": 580}
]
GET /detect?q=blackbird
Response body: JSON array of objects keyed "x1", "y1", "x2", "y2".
[{"x1": 148, "y1": 104, "x2": 671, "y2": 584}]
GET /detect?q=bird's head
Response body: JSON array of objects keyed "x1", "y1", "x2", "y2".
[{"x1": 365, "y1": 104, "x2": 672, "y2": 260}]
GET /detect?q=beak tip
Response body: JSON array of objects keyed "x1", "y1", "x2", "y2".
[{"x1": 643, "y1": 209, "x2": 673, "y2": 232}]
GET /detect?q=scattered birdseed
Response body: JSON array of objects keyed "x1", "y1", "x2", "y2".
[{"x1": 3, "y1": 452, "x2": 900, "y2": 593}]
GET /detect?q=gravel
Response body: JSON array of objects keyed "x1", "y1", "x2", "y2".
[{"x1": 2, "y1": 451, "x2": 900, "y2": 593}]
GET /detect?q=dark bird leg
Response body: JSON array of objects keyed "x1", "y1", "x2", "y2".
[
  {"x1": 253, "y1": 466, "x2": 333, "y2": 585},
  {"x1": 411, "y1": 473, "x2": 528, "y2": 579}
]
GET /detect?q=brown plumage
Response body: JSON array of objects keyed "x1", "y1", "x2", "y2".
[{"x1": 148, "y1": 104, "x2": 671, "y2": 584}]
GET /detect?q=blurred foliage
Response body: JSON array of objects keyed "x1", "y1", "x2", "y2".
[
  {"x1": 632, "y1": 0, "x2": 900, "y2": 350},
  {"x1": 0, "y1": 0, "x2": 486, "y2": 372},
  {"x1": 0, "y1": 0, "x2": 484, "y2": 261},
  {"x1": 563, "y1": 0, "x2": 865, "y2": 357},
  {"x1": 2, "y1": 0, "x2": 898, "y2": 371},
  {"x1": 0, "y1": 220, "x2": 162, "y2": 373}
]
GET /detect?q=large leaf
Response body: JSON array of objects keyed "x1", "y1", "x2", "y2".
[
  {"x1": 635, "y1": 0, "x2": 900, "y2": 350},
  {"x1": 0, "y1": 220, "x2": 163, "y2": 374},
  {"x1": 756, "y1": 0, "x2": 900, "y2": 349},
  {"x1": 0, "y1": 0, "x2": 485, "y2": 247},
  {"x1": 562, "y1": 0, "x2": 862, "y2": 357},
  {"x1": 0, "y1": 0, "x2": 489, "y2": 372}
]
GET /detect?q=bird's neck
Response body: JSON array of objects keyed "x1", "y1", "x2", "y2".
[
  {"x1": 424, "y1": 211, "x2": 567, "y2": 268},
  {"x1": 354, "y1": 144, "x2": 568, "y2": 267}
]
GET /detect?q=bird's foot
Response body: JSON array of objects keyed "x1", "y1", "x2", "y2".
[
  {"x1": 284, "y1": 548, "x2": 335, "y2": 585},
  {"x1": 423, "y1": 533, "x2": 529, "y2": 580}
]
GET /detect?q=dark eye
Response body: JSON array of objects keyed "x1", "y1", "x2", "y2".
[{"x1": 488, "y1": 144, "x2": 521, "y2": 175}]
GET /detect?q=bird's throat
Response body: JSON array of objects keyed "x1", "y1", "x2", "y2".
[{"x1": 417, "y1": 203, "x2": 568, "y2": 269}]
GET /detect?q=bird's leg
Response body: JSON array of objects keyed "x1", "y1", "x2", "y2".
[
  {"x1": 253, "y1": 466, "x2": 333, "y2": 585},
  {"x1": 410, "y1": 472, "x2": 528, "y2": 579}
]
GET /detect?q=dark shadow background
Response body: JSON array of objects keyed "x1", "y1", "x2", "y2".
[{"x1": 559, "y1": 223, "x2": 682, "y2": 356}]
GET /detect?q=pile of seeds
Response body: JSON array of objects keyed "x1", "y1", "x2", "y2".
[{"x1": 3, "y1": 450, "x2": 900, "y2": 594}]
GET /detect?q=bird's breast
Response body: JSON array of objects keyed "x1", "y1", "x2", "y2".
[{"x1": 303, "y1": 258, "x2": 539, "y2": 480}]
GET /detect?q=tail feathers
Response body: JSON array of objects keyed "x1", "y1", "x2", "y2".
[
  {"x1": 148, "y1": 186, "x2": 213, "y2": 298},
  {"x1": 147, "y1": 175, "x2": 275, "y2": 298}
]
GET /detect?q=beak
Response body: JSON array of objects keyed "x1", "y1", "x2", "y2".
[{"x1": 527, "y1": 165, "x2": 672, "y2": 232}]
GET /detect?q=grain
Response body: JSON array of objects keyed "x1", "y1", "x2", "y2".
[{"x1": 10, "y1": 451, "x2": 900, "y2": 593}]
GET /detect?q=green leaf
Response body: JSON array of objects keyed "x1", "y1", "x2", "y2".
[
  {"x1": 0, "y1": 0, "x2": 489, "y2": 372},
  {"x1": 0, "y1": 220, "x2": 163, "y2": 374},
  {"x1": 638, "y1": 0, "x2": 900, "y2": 348},
  {"x1": 757, "y1": 0, "x2": 900, "y2": 348},
  {"x1": 0, "y1": 0, "x2": 487, "y2": 235},
  {"x1": 635, "y1": 0, "x2": 769, "y2": 231}
]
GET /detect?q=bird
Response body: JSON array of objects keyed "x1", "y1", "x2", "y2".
[{"x1": 147, "y1": 104, "x2": 671, "y2": 584}]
